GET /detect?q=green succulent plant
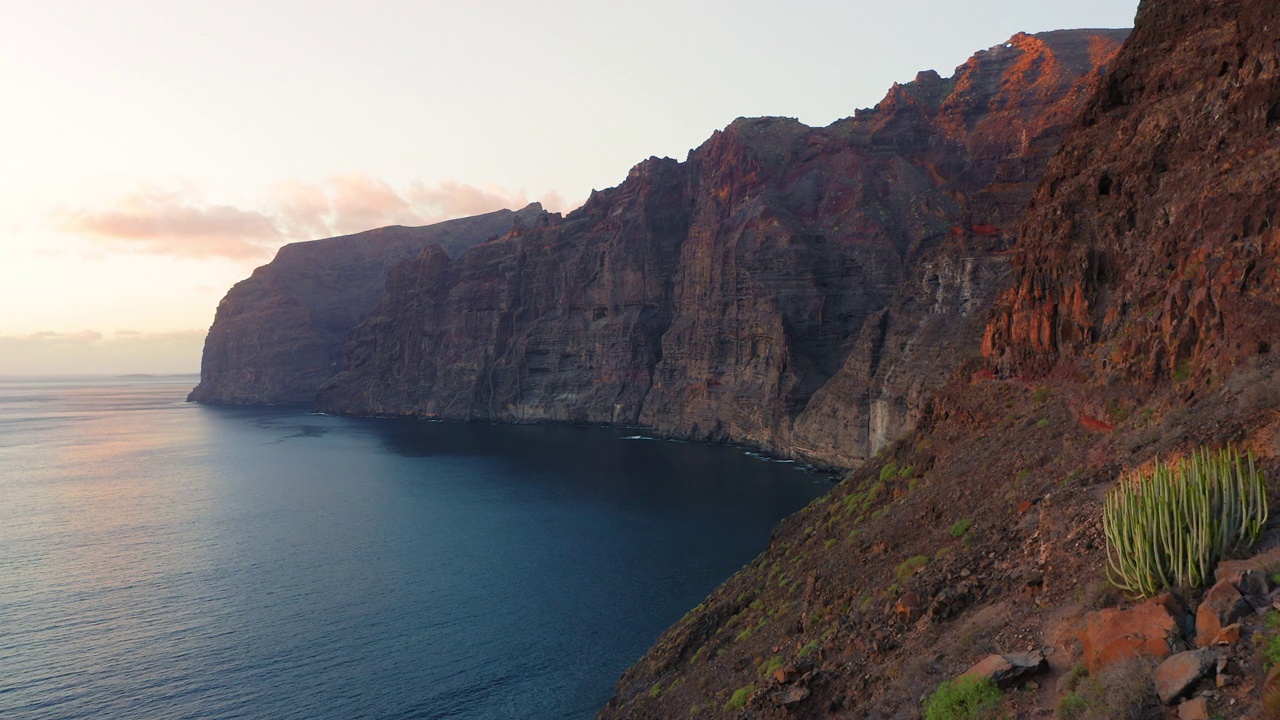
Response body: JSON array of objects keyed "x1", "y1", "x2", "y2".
[{"x1": 1103, "y1": 445, "x2": 1267, "y2": 597}]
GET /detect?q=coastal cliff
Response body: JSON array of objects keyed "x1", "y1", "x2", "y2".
[
  {"x1": 599, "y1": 1, "x2": 1280, "y2": 717},
  {"x1": 313, "y1": 29, "x2": 1129, "y2": 468},
  {"x1": 188, "y1": 205, "x2": 542, "y2": 405}
]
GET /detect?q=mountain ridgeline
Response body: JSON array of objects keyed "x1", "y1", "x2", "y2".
[{"x1": 292, "y1": 29, "x2": 1128, "y2": 468}]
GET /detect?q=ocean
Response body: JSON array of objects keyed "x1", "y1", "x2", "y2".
[{"x1": 0, "y1": 376, "x2": 828, "y2": 719}]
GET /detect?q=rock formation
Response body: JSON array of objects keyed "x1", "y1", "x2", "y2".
[
  {"x1": 314, "y1": 29, "x2": 1129, "y2": 468},
  {"x1": 188, "y1": 205, "x2": 543, "y2": 404},
  {"x1": 597, "y1": 0, "x2": 1280, "y2": 717},
  {"x1": 984, "y1": 0, "x2": 1280, "y2": 387}
]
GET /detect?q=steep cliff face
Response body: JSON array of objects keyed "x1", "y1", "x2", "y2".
[
  {"x1": 188, "y1": 205, "x2": 542, "y2": 405},
  {"x1": 600, "y1": 2, "x2": 1280, "y2": 717},
  {"x1": 317, "y1": 29, "x2": 1128, "y2": 467},
  {"x1": 984, "y1": 1, "x2": 1280, "y2": 387}
]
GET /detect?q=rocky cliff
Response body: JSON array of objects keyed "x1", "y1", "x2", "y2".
[
  {"x1": 599, "y1": 1, "x2": 1280, "y2": 717},
  {"x1": 315, "y1": 29, "x2": 1128, "y2": 468},
  {"x1": 188, "y1": 205, "x2": 542, "y2": 405},
  {"x1": 984, "y1": 0, "x2": 1280, "y2": 390}
]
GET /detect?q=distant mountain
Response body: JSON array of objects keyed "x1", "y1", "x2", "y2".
[{"x1": 188, "y1": 204, "x2": 544, "y2": 405}]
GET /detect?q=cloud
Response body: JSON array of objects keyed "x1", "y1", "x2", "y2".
[
  {"x1": 56, "y1": 187, "x2": 282, "y2": 260},
  {"x1": 0, "y1": 330, "x2": 205, "y2": 375},
  {"x1": 54, "y1": 175, "x2": 580, "y2": 262}
]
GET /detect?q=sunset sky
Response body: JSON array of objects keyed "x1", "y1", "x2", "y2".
[{"x1": 0, "y1": 0, "x2": 1140, "y2": 375}]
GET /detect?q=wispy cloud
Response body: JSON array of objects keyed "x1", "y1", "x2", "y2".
[
  {"x1": 54, "y1": 175, "x2": 577, "y2": 261},
  {"x1": 57, "y1": 187, "x2": 283, "y2": 260}
]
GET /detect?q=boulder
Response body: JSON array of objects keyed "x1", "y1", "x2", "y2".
[
  {"x1": 1080, "y1": 594, "x2": 1184, "y2": 672},
  {"x1": 1155, "y1": 650, "x2": 1215, "y2": 705},
  {"x1": 960, "y1": 649, "x2": 1049, "y2": 688},
  {"x1": 1195, "y1": 580, "x2": 1251, "y2": 647},
  {"x1": 1177, "y1": 695, "x2": 1210, "y2": 720}
]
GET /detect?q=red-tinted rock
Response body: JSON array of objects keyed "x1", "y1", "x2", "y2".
[
  {"x1": 1196, "y1": 580, "x2": 1251, "y2": 647},
  {"x1": 1178, "y1": 696, "x2": 1210, "y2": 720},
  {"x1": 960, "y1": 650, "x2": 1049, "y2": 688},
  {"x1": 1080, "y1": 594, "x2": 1183, "y2": 672},
  {"x1": 985, "y1": 0, "x2": 1280, "y2": 387}
]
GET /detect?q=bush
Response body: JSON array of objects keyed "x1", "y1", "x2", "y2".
[
  {"x1": 1103, "y1": 445, "x2": 1268, "y2": 597},
  {"x1": 724, "y1": 685, "x2": 753, "y2": 712},
  {"x1": 950, "y1": 518, "x2": 973, "y2": 538},
  {"x1": 896, "y1": 555, "x2": 929, "y2": 581},
  {"x1": 1056, "y1": 659, "x2": 1158, "y2": 720},
  {"x1": 922, "y1": 676, "x2": 1003, "y2": 720}
]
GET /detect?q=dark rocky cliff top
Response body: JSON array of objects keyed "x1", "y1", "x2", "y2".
[{"x1": 188, "y1": 203, "x2": 544, "y2": 405}]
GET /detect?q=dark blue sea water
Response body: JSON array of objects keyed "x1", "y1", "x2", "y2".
[{"x1": 0, "y1": 376, "x2": 828, "y2": 719}]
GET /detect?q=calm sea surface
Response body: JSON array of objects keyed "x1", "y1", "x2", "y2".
[{"x1": 0, "y1": 376, "x2": 828, "y2": 719}]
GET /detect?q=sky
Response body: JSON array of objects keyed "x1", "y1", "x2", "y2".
[{"x1": 0, "y1": 0, "x2": 1140, "y2": 375}]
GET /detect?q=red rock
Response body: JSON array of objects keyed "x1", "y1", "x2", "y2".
[
  {"x1": 984, "y1": 0, "x2": 1280, "y2": 389},
  {"x1": 1177, "y1": 696, "x2": 1210, "y2": 720},
  {"x1": 960, "y1": 650, "x2": 1048, "y2": 688},
  {"x1": 1196, "y1": 580, "x2": 1251, "y2": 647},
  {"x1": 894, "y1": 592, "x2": 924, "y2": 622},
  {"x1": 1080, "y1": 594, "x2": 1183, "y2": 672},
  {"x1": 1211, "y1": 623, "x2": 1241, "y2": 646}
]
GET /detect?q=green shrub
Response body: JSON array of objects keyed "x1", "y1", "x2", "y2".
[
  {"x1": 950, "y1": 518, "x2": 973, "y2": 538},
  {"x1": 1057, "y1": 691, "x2": 1087, "y2": 719},
  {"x1": 880, "y1": 461, "x2": 899, "y2": 482},
  {"x1": 922, "y1": 676, "x2": 1003, "y2": 720},
  {"x1": 1035, "y1": 418, "x2": 1050, "y2": 428},
  {"x1": 758, "y1": 655, "x2": 784, "y2": 678},
  {"x1": 649, "y1": 682, "x2": 663, "y2": 698},
  {"x1": 724, "y1": 685, "x2": 754, "y2": 712},
  {"x1": 1103, "y1": 445, "x2": 1268, "y2": 597},
  {"x1": 896, "y1": 555, "x2": 929, "y2": 581},
  {"x1": 798, "y1": 639, "x2": 818, "y2": 657}
]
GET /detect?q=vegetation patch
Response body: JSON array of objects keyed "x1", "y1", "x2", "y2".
[
  {"x1": 724, "y1": 685, "x2": 754, "y2": 712},
  {"x1": 895, "y1": 555, "x2": 929, "y2": 581},
  {"x1": 950, "y1": 518, "x2": 973, "y2": 538},
  {"x1": 1104, "y1": 445, "x2": 1268, "y2": 596},
  {"x1": 921, "y1": 676, "x2": 1003, "y2": 720}
]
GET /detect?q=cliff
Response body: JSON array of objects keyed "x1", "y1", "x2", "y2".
[
  {"x1": 598, "y1": 1, "x2": 1280, "y2": 717},
  {"x1": 315, "y1": 29, "x2": 1129, "y2": 468},
  {"x1": 187, "y1": 205, "x2": 542, "y2": 405}
]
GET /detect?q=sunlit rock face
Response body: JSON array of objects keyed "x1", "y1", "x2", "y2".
[
  {"x1": 314, "y1": 29, "x2": 1129, "y2": 468},
  {"x1": 188, "y1": 205, "x2": 542, "y2": 405},
  {"x1": 985, "y1": 0, "x2": 1280, "y2": 388}
]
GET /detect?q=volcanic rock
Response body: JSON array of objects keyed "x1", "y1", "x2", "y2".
[
  {"x1": 188, "y1": 205, "x2": 542, "y2": 405},
  {"x1": 315, "y1": 30, "x2": 1128, "y2": 468}
]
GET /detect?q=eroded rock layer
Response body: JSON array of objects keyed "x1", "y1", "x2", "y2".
[
  {"x1": 316, "y1": 29, "x2": 1128, "y2": 467},
  {"x1": 188, "y1": 205, "x2": 542, "y2": 405}
]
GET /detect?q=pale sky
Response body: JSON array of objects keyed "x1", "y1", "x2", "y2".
[{"x1": 0, "y1": 0, "x2": 1140, "y2": 375}]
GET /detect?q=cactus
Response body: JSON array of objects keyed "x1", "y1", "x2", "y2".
[{"x1": 1103, "y1": 446, "x2": 1268, "y2": 597}]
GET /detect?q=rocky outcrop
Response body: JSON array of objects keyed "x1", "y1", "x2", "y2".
[
  {"x1": 984, "y1": 0, "x2": 1280, "y2": 386},
  {"x1": 316, "y1": 29, "x2": 1128, "y2": 467},
  {"x1": 188, "y1": 205, "x2": 542, "y2": 404}
]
